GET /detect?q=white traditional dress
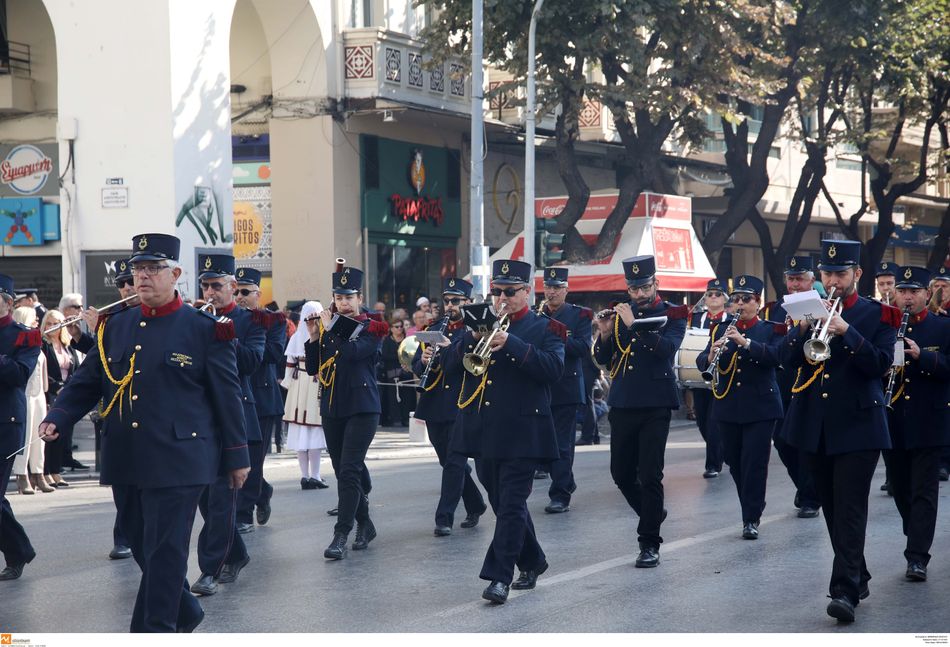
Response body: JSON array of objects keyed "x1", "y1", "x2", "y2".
[{"x1": 282, "y1": 301, "x2": 326, "y2": 451}]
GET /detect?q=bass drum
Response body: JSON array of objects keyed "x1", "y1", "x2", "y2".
[{"x1": 675, "y1": 328, "x2": 711, "y2": 390}]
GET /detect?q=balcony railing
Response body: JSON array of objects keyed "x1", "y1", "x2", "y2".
[{"x1": 0, "y1": 41, "x2": 31, "y2": 78}]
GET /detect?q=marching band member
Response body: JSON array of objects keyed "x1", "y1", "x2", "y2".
[
  {"x1": 592, "y1": 255, "x2": 688, "y2": 568},
  {"x1": 884, "y1": 266, "x2": 950, "y2": 583},
  {"x1": 0, "y1": 274, "x2": 41, "y2": 582},
  {"x1": 40, "y1": 234, "x2": 250, "y2": 632},
  {"x1": 689, "y1": 278, "x2": 728, "y2": 478},
  {"x1": 447, "y1": 259, "x2": 565, "y2": 604},
  {"x1": 778, "y1": 239, "x2": 899, "y2": 623},
  {"x1": 874, "y1": 262, "x2": 899, "y2": 304},
  {"x1": 762, "y1": 256, "x2": 822, "y2": 518},
  {"x1": 305, "y1": 266, "x2": 389, "y2": 560},
  {"x1": 696, "y1": 276, "x2": 785, "y2": 539},
  {"x1": 412, "y1": 277, "x2": 487, "y2": 537},
  {"x1": 539, "y1": 267, "x2": 592, "y2": 514}
]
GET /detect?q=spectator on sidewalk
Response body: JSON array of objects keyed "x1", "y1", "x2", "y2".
[
  {"x1": 11, "y1": 307, "x2": 52, "y2": 494},
  {"x1": 40, "y1": 310, "x2": 84, "y2": 487}
]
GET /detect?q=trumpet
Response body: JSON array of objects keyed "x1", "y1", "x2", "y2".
[
  {"x1": 928, "y1": 285, "x2": 945, "y2": 315},
  {"x1": 536, "y1": 299, "x2": 548, "y2": 315},
  {"x1": 463, "y1": 303, "x2": 509, "y2": 376},
  {"x1": 44, "y1": 295, "x2": 139, "y2": 333},
  {"x1": 199, "y1": 302, "x2": 217, "y2": 316},
  {"x1": 803, "y1": 287, "x2": 842, "y2": 362},
  {"x1": 700, "y1": 316, "x2": 737, "y2": 385}
]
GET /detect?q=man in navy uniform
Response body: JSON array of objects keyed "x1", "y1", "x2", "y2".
[
  {"x1": 412, "y1": 277, "x2": 487, "y2": 536},
  {"x1": 874, "y1": 262, "x2": 899, "y2": 305},
  {"x1": 689, "y1": 278, "x2": 728, "y2": 478},
  {"x1": 190, "y1": 254, "x2": 264, "y2": 596},
  {"x1": 926, "y1": 268, "x2": 950, "y2": 482},
  {"x1": 592, "y1": 255, "x2": 688, "y2": 568},
  {"x1": 779, "y1": 239, "x2": 899, "y2": 623},
  {"x1": 234, "y1": 267, "x2": 287, "y2": 528},
  {"x1": 884, "y1": 266, "x2": 950, "y2": 582},
  {"x1": 447, "y1": 259, "x2": 564, "y2": 603},
  {"x1": 0, "y1": 274, "x2": 41, "y2": 581},
  {"x1": 40, "y1": 234, "x2": 250, "y2": 632},
  {"x1": 762, "y1": 255, "x2": 822, "y2": 518},
  {"x1": 697, "y1": 275, "x2": 785, "y2": 539},
  {"x1": 539, "y1": 267, "x2": 592, "y2": 513}
]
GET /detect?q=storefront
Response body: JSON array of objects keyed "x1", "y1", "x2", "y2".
[{"x1": 360, "y1": 135, "x2": 462, "y2": 310}]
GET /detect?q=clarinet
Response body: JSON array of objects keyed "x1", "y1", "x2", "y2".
[
  {"x1": 700, "y1": 315, "x2": 738, "y2": 386},
  {"x1": 416, "y1": 316, "x2": 450, "y2": 393},
  {"x1": 884, "y1": 305, "x2": 912, "y2": 410}
]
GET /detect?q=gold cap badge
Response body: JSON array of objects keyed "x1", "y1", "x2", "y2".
[
  {"x1": 238, "y1": 269, "x2": 245, "y2": 278},
  {"x1": 789, "y1": 258, "x2": 797, "y2": 268},
  {"x1": 631, "y1": 264, "x2": 640, "y2": 275},
  {"x1": 119, "y1": 261, "x2": 126, "y2": 271},
  {"x1": 138, "y1": 236, "x2": 148, "y2": 250},
  {"x1": 739, "y1": 276, "x2": 747, "y2": 286},
  {"x1": 204, "y1": 256, "x2": 213, "y2": 269},
  {"x1": 904, "y1": 268, "x2": 913, "y2": 279},
  {"x1": 340, "y1": 274, "x2": 348, "y2": 286},
  {"x1": 501, "y1": 262, "x2": 510, "y2": 274},
  {"x1": 828, "y1": 244, "x2": 837, "y2": 259},
  {"x1": 448, "y1": 279, "x2": 456, "y2": 287},
  {"x1": 882, "y1": 263, "x2": 888, "y2": 270}
]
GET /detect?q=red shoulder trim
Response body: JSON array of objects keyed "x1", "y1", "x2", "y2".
[
  {"x1": 666, "y1": 304, "x2": 689, "y2": 320},
  {"x1": 250, "y1": 308, "x2": 269, "y2": 328},
  {"x1": 367, "y1": 319, "x2": 389, "y2": 338},
  {"x1": 773, "y1": 323, "x2": 788, "y2": 336},
  {"x1": 15, "y1": 328, "x2": 42, "y2": 348},
  {"x1": 215, "y1": 318, "x2": 236, "y2": 341},
  {"x1": 881, "y1": 303, "x2": 902, "y2": 329},
  {"x1": 547, "y1": 318, "x2": 567, "y2": 342},
  {"x1": 367, "y1": 312, "x2": 385, "y2": 323},
  {"x1": 269, "y1": 310, "x2": 287, "y2": 326},
  {"x1": 579, "y1": 306, "x2": 593, "y2": 320}
]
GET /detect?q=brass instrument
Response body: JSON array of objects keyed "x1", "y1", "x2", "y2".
[
  {"x1": 417, "y1": 316, "x2": 449, "y2": 392},
  {"x1": 397, "y1": 334, "x2": 421, "y2": 372},
  {"x1": 199, "y1": 302, "x2": 217, "y2": 316},
  {"x1": 536, "y1": 299, "x2": 549, "y2": 315},
  {"x1": 928, "y1": 285, "x2": 945, "y2": 315},
  {"x1": 803, "y1": 287, "x2": 843, "y2": 362},
  {"x1": 700, "y1": 316, "x2": 737, "y2": 386},
  {"x1": 44, "y1": 294, "x2": 139, "y2": 333},
  {"x1": 884, "y1": 305, "x2": 911, "y2": 410},
  {"x1": 463, "y1": 303, "x2": 509, "y2": 376}
]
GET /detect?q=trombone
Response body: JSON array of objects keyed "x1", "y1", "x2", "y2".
[
  {"x1": 45, "y1": 295, "x2": 139, "y2": 333},
  {"x1": 803, "y1": 287, "x2": 842, "y2": 362}
]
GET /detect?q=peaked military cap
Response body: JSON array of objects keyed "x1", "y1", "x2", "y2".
[
  {"x1": 235, "y1": 267, "x2": 262, "y2": 286},
  {"x1": 622, "y1": 255, "x2": 656, "y2": 288},
  {"x1": 543, "y1": 267, "x2": 569, "y2": 287},
  {"x1": 130, "y1": 233, "x2": 180, "y2": 262},
  {"x1": 875, "y1": 262, "x2": 899, "y2": 278},
  {"x1": 785, "y1": 255, "x2": 813, "y2": 275},
  {"x1": 491, "y1": 259, "x2": 532, "y2": 285},
  {"x1": 706, "y1": 278, "x2": 726, "y2": 292},
  {"x1": 730, "y1": 275, "x2": 764, "y2": 296},
  {"x1": 896, "y1": 266, "x2": 930, "y2": 289},
  {"x1": 198, "y1": 254, "x2": 236, "y2": 279},
  {"x1": 114, "y1": 258, "x2": 133, "y2": 282},
  {"x1": 332, "y1": 266, "x2": 364, "y2": 295},
  {"x1": 818, "y1": 239, "x2": 861, "y2": 272},
  {"x1": 0, "y1": 273, "x2": 15, "y2": 300},
  {"x1": 442, "y1": 277, "x2": 473, "y2": 298}
]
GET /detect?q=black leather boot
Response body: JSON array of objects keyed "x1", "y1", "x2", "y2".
[
  {"x1": 353, "y1": 518, "x2": 377, "y2": 550},
  {"x1": 324, "y1": 533, "x2": 348, "y2": 560}
]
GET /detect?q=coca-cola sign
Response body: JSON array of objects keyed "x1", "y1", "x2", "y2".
[{"x1": 0, "y1": 144, "x2": 59, "y2": 197}]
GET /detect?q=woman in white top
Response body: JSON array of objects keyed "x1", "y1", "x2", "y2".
[
  {"x1": 282, "y1": 301, "x2": 329, "y2": 490},
  {"x1": 12, "y1": 307, "x2": 51, "y2": 494}
]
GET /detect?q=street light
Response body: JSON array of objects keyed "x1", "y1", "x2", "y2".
[{"x1": 523, "y1": 0, "x2": 545, "y2": 294}]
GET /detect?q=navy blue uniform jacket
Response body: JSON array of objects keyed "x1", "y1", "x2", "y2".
[
  {"x1": 592, "y1": 299, "x2": 688, "y2": 410},
  {"x1": 779, "y1": 293, "x2": 899, "y2": 455},
  {"x1": 543, "y1": 302, "x2": 592, "y2": 406},
  {"x1": 0, "y1": 316, "x2": 41, "y2": 458},
  {"x1": 251, "y1": 310, "x2": 287, "y2": 418},
  {"x1": 217, "y1": 303, "x2": 265, "y2": 442},
  {"x1": 447, "y1": 306, "x2": 565, "y2": 461},
  {"x1": 44, "y1": 296, "x2": 250, "y2": 488},
  {"x1": 887, "y1": 309, "x2": 950, "y2": 450},
  {"x1": 696, "y1": 318, "x2": 785, "y2": 424},
  {"x1": 412, "y1": 318, "x2": 467, "y2": 424}
]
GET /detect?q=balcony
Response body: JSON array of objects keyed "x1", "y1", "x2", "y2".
[
  {"x1": 0, "y1": 41, "x2": 34, "y2": 113},
  {"x1": 342, "y1": 28, "x2": 470, "y2": 116}
]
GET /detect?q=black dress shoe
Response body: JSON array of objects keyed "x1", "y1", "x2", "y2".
[
  {"x1": 534, "y1": 470, "x2": 549, "y2": 480},
  {"x1": 906, "y1": 561, "x2": 927, "y2": 581},
  {"x1": 68, "y1": 461, "x2": 90, "y2": 471},
  {"x1": 109, "y1": 544, "x2": 133, "y2": 560},
  {"x1": 310, "y1": 477, "x2": 329, "y2": 489},
  {"x1": 460, "y1": 509, "x2": 485, "y2": 528},
  {"x1": 482, "y1": 580, "x2": 510, "y2": 604},
  {"x1": 742, "y1": 521, "x2": 759, "y2": 540},
  {"x1": 859, "y1": 582, "x2": 870, "y2": 600},
  {"x1": 218, "y1": 555, "x2": 250, "y2": 583},
  {"x1": 353, "y1": 519, "x2": 377, "y2": 550},
  {"x1": 324, "y1": 533, "x2": 348, "y2": 560},
  {"x1": 190, "y1": 574, "x2": 217, "y2": 596},
  {"x1": 0, "y1": 563, "x2": 25, "y2": 580},
  {"x1": 702, "y1": 469, "x2": 719, "y2": 479},
  {"x1": 256, "y1": 497, "x2": 272, "y2": 526},
  {"x1": 301, "y1": 478, "x2": 315, "y2": 490},
  {"x1": 635, "y1": 545, "x2": 660, "y2": 568},
  {"x1": 593, "y1": 436, "x2": 601, "y2": 445},
  {"x1": 938, "y1": 467, "x2": 949, "y2": 482},
  {"x1": 797, "y1": 506, "x2": 820, "y2": 519},
  {"x1": 326, "y1": 507, "x2": 339, "y2": 516},
  {"x1": 177, "y1": 609, "x2": 205, "y2": 633},
  {"x1": 434, "y1": 525, "x2": 452, "y2": 537},
  {"x1": 575, "y1": 438, "x2": 593, "y2": 446},
  {"x1": 826, "y1": 596, "x2": 855, "y2": 622},
  {"x1": 794, "y1": 493, "x2": 801, "y2": 509},
  {"x1": 880, "y1": 480, "x2": 889, "y2": 491},
  {"x1": 236, "y1": 522, "x2": 255, "y2": 535},
  {"x1": 544, "y1": 500, "x2": 569, "y2": 514},
  {"x1": 511, "y1": 561, "x2": 548, "y2": 590}
]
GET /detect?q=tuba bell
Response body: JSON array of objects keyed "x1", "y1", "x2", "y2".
[{"x1": 397, "y1": 335, "x2": 421, "y2": 373}]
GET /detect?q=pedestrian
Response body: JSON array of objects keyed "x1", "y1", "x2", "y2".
[
  {"x1": 39, "y1": 233, "x2": 250, "y2": 632},
  {"x1": 283, "y1": 301, "x2": 329, "y2": 490},
  {"x1": 407, "y1": 309, "x2": 427, "y2": 336},
  {"x1": 11, "y1": 307, "x2": 48, "y2": 495},
  {"x1": 40, "y1": 310, "x2": 83, "y2": 487}
]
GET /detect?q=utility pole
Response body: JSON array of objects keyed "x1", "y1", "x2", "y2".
[
  {"x1": 523, "y1": 0, "x2": 544, "y2": 293},
  {"x1": 469, "y1": 0, "x2": 489, "y2": 299}
]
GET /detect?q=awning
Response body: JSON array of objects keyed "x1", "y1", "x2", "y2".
[{"x1": 490, "y1": 192, "x2": 717, "y2": 292}]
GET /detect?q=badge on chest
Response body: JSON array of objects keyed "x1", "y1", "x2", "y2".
[{"x1": 169, "y1": 352, "x2": 193, "y2": 367}]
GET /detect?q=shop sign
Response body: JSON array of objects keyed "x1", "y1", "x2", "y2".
[
  {"x1": 389, "y1": 150, "x2": 444, "y2": 226},
  {"x1": 0, "y1": 144, "x2": 58, "y2": 197}
]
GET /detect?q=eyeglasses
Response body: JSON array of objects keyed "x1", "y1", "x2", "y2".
[
  {"x1": 130, "y1": 264, "x2": 169, "y2": 276},
  {"x1": 730, "y1": 294, "x2": 756, "y2": 304},
  {"x1": 235, "y1": 288, "x2": 259, "y2": 297},
  {"x1": 443, "y1": 297, "x2": 465, "y2": 305},
  {"x1": 705, "y1": 290, "x2": 724, "y2": 298},
  {"x1": 489, "y1": 286, "x2": 525, "y2": 297},
  {"x1": 201, "y1": 281, "x2": 226, "y2": 292},
  {"x1": 115, "y1": 279, "x2": 133, "y2": 289},
  {"x1": 628, "y1": 283, "x2": 655, "y2": 294},
  {"x1": 392, "y1": 323, "x2": 404, "y2": 328}
]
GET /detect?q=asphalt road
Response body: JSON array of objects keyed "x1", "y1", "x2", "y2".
[{"x1": 2, "y1": 424, "x2": 948, "y2": 634}]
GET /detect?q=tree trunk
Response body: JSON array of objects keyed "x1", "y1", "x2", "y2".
[{"x1": 926, "y1": 202, "x2": 950, "y2": 273}]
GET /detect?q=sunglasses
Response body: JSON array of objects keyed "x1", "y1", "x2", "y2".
[
  {"x1": 705, "y1": 290, "x2": 724, "y2": 298},
  {"x1": 443, "y1": 297, "x2": 465, "y2": 305},
  {"x1": 115, "y1": 279, "x2": 133, "y2": 289},
  {"x1": 730, "y1": 294, "x2": 756, "y2": 304},
  {"x1": 392, "y1": 323, "x2": 404, "y2": 328},
  {"x1": 201, "y1": 281, "x2": 226, "y2": 291},
  {"x1": 489, "y1": 286, "x2": 525, "y2": 297},
  {"x1": 235, "y1": 288, "x2": 259, "y2": 297}
]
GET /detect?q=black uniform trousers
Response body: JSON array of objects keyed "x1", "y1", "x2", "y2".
[
  {"x1": 885, "y1": 447, "x2": 941, "y2": 565},
  {"x1": 256, "y1": 415, "x2": 280, "y2": 506},
  {"x1": 323, "y1": 413, "x2": 378, "y2": 536},
  {"x1": 475, "y1": 457, "x2": 546, "y2": 584},
  {"x1": 802, "y1": 434, "x2": 878, "y2": 605},
  {"x1": 608, "y1": 406, "x2": 670, "y2": 548},
  {"x1": 237, "y1": 438, "x2": 267, "y2": 525},
  {"x1": 692, "y1": 389, "x2": 722, "y2": 472},
  {"x1": 1, "y1": 455, "x2": 35, "y2": 568},
  {"x1": 196, "y1": 475, "x2": 247, "y2": 576},
  {"x1": 428, "y1": 420, "x2": 486, "y2": 527},
  {"x1": 719, "y1": 420, "x2": 774, "y2": 523},
  {"x1": 112, "y1": 483, "x2": 204, "y2": 633},
  {"x1": 773, "y1": 415, "x2": 821, "y2": 509},
  {"x1": 548, "y1": 404, "x2": 579, "y2": 504}
]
